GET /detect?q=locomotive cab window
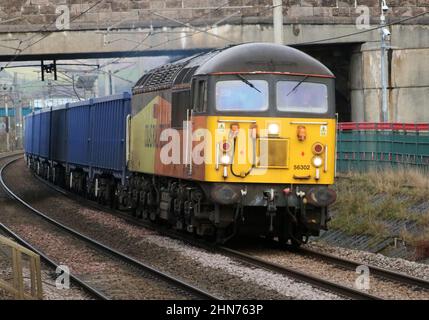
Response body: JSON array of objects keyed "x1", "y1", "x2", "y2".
[
  {"x1": 192, "y1": 79, "x2": 207, "y2": 113},
  {"x1": 216, "y1": 80, "x2": 269, "y2": 111},
  {"x1": 276, "y1": 81, "x2": 328, "y2": 114}
]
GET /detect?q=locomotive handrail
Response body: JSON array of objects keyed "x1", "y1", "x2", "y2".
[
  {"x1": 290, "y1": 121, "x2": 328, "y2": 125},
  {"x1": 218, "y1": 119, "x2": 257, "y2": 123},
  {"x1": 126, "y1": 114, "x2": 131, "y2": 165}
]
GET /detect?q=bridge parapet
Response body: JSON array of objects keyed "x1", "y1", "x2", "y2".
[{"x1": 0, "y1": 1, "x2": 428, "y2": 33}]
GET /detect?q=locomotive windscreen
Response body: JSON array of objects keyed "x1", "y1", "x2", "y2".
[
  {"x1": 215, "y1": 80, "x2": 269, "y2": 111},
  {"x1": 276, "y1": 81, "x2": 328, "y2": 114}
]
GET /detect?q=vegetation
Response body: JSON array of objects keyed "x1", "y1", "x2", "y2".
[{"x1": 330, "y1": 168, "x2": 429, "y2": 246}]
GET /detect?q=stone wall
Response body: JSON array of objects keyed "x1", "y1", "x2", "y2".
[
  {"x1": 351, "y1": 47, "x2": 429, "y2": 122},
  {"x1": 0, "y1": 0, "x2": 428, "y2": 123},
  {"x1": 350, "y1": 22, "x2": 429, "y2": 123},
  {"x1": 0, "y1": 0, "x2": 428, "y2": 32}
]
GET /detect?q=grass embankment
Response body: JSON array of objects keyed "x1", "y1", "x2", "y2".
[{"x1": 330, "y1": 169, "x2": 429, "y2": 250}]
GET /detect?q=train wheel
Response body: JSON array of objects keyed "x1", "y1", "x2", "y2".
[
  {"x1": 290, "y1": 237, "x2": 302, "y2": 249},
  {"x1": 216, "y1": 228, "x2": 227, "y2": 243},
  {"x1": 149, "y1": 210, "x2": 157, "y2": 222},
  {"x1": 141, "y1": 208, "x2": 149, "y2": 220}
]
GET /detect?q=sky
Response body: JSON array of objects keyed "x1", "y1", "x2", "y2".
[{"x1": 0, "y1": 55, "x2": 171, "y2": 108}]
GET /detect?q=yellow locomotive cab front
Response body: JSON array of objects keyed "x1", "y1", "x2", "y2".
[{"x1": 204, "y1": 116, "x2": 336, "y2": 185}]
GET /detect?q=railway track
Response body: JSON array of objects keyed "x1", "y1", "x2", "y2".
[
  {"x1": 221, "y1": 240, "x2": 429, "y2": 299},
  {"x1": 0, "y1": 153, "x2": 107, "y2": 300},
  {"x1": 216, "y1": 246, "x2": 381, "y2": 300},
  {"x1": 0, "y1": 222, "x2": 109, "y2": 300},
  {"x1": 297, "y1": 246, "x2": 429, "y2": 290},
  {"x1": 0, "y1": 156, "x2": 219, "y2": 300},
  {"x1": 0, "y1": 151, "x2": 25, "y2": 163},
  {"x1": 17, "y1": 156, "x2": 429, "y2": 300}
]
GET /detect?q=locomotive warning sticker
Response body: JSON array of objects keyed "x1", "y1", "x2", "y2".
[
  {"x1": 320, "y1": 125, "x2": 328, "y2": 136},
  {"x1": 218, "y1": 122, "x2": 226, "y2": 133}
]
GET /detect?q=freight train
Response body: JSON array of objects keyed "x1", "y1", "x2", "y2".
[{"x1": 24, "y1": 42, "x2": 337, "y2": 246}]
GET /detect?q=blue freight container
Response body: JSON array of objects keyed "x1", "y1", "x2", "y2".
[
  {"x1": 89, "y1": 93, "x2": 131, "y2": 174},
  {"x1": 32, "y1": 112, "x2": 41, "y2": 156},
  {"x1": 23, "y1": 93, "x2": 131, "y2": 182},
  {"x1": 39, "y1": 110, "x2": 51, "y2": 158},
  {"x1": 64, "y1": 93, "x2": 131, "y2": 179},
  {"x1": 24, "y1": 115, "x2": 33, "y2": 154},
  {"x1": 66, "y1": 100, "x2": 91, "y2": 166},
  {"x1": 50, "y1": 107, "x2": 67, "y2": 162}
]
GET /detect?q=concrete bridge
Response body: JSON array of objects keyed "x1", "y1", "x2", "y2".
[{"x1": 0, "y1": 0, "x2": 428, "y2": 122}]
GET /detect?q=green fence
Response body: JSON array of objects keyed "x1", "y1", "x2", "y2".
[{"x1": 336, "y1": 123, "x2": 429, "y2": 172}]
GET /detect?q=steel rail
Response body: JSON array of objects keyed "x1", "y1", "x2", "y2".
[
  {"x1": 217, "y1": 246, "x2": 382, "y2": 300},
  {"x1": 298, "y1": 247, "x2": 429, "y2": 290},
  {"x1": 0, "y1": 153, "x2": 108, "y2": 300},
  {"x1": 29, "y1": 166, "x2": 383, "y2": 300},
  {"x1": 0, "y1": 151, "x2": 24, "y2": 161},
  {"x1": 0, "y1": 157, "x2": 219, "y2": 300},
  {"x1": 27, "y1": 155, "x2": 429, "y2": 299},
  {"x1": 0, "y1": 223, "x2": 110, "y2": 300}
]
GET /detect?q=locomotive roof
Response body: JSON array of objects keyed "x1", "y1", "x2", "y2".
[
  {"x1": 133, "y1": 42, "x2": 334, "y2": 93},
  {"x1": 194, "y1": 43, "x2": 334, "y2": 76}
]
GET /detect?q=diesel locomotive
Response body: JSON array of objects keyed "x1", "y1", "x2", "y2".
[{"x1": 24, "y1": 42, "x2": 337, "y2": 246}]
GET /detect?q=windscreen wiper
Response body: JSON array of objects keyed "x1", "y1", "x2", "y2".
[
  {"x1": 236, "y1": 74, "x2": 261, "y2": 93},
  {"x1": 286, "y1": 75, "x2": 309, "y2": 96}
]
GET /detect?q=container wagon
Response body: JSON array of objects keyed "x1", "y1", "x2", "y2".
[{"x1": 25, "y1": 93, "x2": 131, "y2": 201}]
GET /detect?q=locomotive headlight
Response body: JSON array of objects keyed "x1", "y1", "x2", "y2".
[
  {"x1": 268, "y1": 123, "x2": 280, "y2": 136},
  {"x1": 222, "y1": 141, "x2": 231, "y2": 152},
  {"x1": 312, "y1": 156, "x2": 323, "y2": 168},
  {"x1": 220, "y1": 154, "x2": 231, "y2": 165},
  {"x1": 312, "y1": 142, "x2": 325, "y2": 155}
]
